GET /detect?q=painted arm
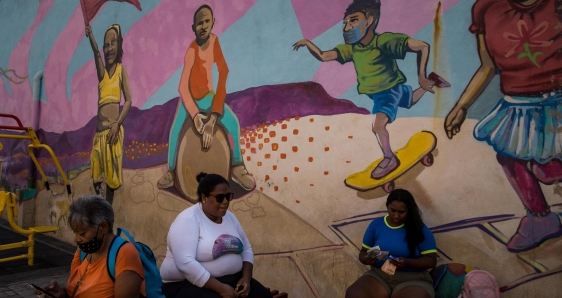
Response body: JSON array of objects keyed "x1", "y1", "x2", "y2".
[
  {"x1": 211, "y1": 38, "x2": 229, "y2": 115},
  {"x1": 178, "y1": 46, "x2": 200, "y2": 120},
  {"x1": 406, "y1": 38, "x2": 433, "y2": 93},
  {"x1": 293, "y1": 39, "x2": 338, "y2": 62},
  {"x1": 444, "y1": 34, "x2": 496, "y2": 139},
  {"x1": 85, "y1": 26, "x2": 105, "y2": 82},
  {"x1": 107, "y1": 66, "x2": 132, "y2": 145}
]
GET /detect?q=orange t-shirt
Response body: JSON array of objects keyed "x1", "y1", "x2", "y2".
[{"x1": 66, "y1": 243, "x2": 146, "y2": 297}]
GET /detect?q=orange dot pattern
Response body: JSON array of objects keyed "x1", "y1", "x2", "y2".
[{"x1": 239, "y1": 116, "x2": 344, "y2": 195}]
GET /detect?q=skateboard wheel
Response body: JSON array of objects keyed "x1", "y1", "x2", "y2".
[
  {"x1": 383, "y1": 181, "x2": 395, "y2": 193},
  {"x1": 422, "y1": 153, "x2": 434, "y2": 166}
]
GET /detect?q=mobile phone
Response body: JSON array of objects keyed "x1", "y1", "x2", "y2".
[
  {"x1": 235, "y1": 285, "x2": 245, "y2": 292},
  {"x1": 388, "y1": 255, "x2": 399, "y2": 261},
  {"x1": 26, "y1": 283, "x2": 56, "y2": 298}
]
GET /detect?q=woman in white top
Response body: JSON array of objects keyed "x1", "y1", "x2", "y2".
[{"x1": 160, "y1": 173, "x2": 272, "y2": 298}]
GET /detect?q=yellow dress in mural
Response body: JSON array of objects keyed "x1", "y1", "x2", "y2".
[{"x1": 90, "y1": 63, "x2": 124, "y2": 190}]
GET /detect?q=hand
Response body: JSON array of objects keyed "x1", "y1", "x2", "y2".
[
  {"x1": 390, "y1": 257, "x2": 408, "y2": 270},
  {"x1": 201, "y1": 115, "x2": 217, "y2": 149},
  {"x1": 41, "y1": 280, "x2": 66, "y2": 298},
  {"x1": 236, "y1": 278, "x2": 251, "y2": 297},
  {"x1": 193, "y1": 113, "x2": 208, "y2": 135},
  {"x1": 218, "y1": 283, "x2": 238, "y2": 298},
  {"x1": 359, "y1": 252, "x2": 378, "y2": 266},
  {"x1": 292, "y1": 39, "x2": 309, "y2": 51},
  {"x1": 85, "y1": 26, "x2": 92, "y2": 37},
  {"x1": 107, "y1": 123, "x2": 120, "y2": 145},
  {"x1": 419, "y1": 77, "x2": 435, "y2": 93},
  {"x1": 444, "y1": 107, "x2": 467, "y2": 139}
]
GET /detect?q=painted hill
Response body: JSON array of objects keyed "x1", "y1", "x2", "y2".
[
  {"x1": 0, "y1": 82, "x2": 368, "y2": 188},
  {"x1": 225, "y1": 82, "x2": 369, "y2": 129}
]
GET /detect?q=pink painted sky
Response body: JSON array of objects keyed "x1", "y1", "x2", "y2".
[
  {"x1": 312, "y1": 0, "x2": 460, "y2": 98},
  {"x1": 1, "y1": 0, "x2": 462, "y2": 132},
  {"x1": 0, "y1": 0, "x2": 55, "y2": 127},
  {"x1": 291, "y1": 0, "x2": 349, "y2": 40},
  {"x1": 36, "y1": 0, "x2": 257, "y2": 132}
]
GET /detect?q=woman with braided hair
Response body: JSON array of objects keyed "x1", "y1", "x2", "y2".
[{"x1": 445, "y1": 0, "x2": 562, "y2": 252}]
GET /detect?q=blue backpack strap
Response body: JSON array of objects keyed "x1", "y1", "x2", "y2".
[
  {"x1": 117, "y1": 227, "x2": 136, "y2": 243},
  {"x1": 107, "y1": 231, "x2": 128, "y2": 281},
  {"x1": 79, "y1": 250, "x2": 87, "y2": 263}
]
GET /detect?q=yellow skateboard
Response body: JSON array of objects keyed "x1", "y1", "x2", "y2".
[{"x1": 345, "y1": 131, "x2": 437, "y2": 193}]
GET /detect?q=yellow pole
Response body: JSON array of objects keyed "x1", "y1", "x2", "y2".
[{"x1": 27, "y1": 233, "x2": 34, "y2": 266}]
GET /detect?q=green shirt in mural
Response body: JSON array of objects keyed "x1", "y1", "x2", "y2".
[{"x1": 335, "y1": 32, "x2": 409, "y2": 95}]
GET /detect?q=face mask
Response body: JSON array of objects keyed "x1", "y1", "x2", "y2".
[
  {"x1": 344, "y1": 20, "x2": 367, "y2": 44},
  {"x1": 78, "y1": 227, "x2": 104, "y2": 254}
]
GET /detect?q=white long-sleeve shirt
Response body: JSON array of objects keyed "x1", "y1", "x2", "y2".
[{"x1": 160, "y1": 203, "x2": 254, "y2": 287}]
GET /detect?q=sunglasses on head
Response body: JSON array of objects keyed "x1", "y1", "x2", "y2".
[{"x1": 208, "y1": 192, "x2": 234, "y2": 203}]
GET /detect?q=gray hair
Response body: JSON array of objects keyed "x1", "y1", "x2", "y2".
[{"x1": 68, "y1": 195, "x2": 114, "y2": 230}]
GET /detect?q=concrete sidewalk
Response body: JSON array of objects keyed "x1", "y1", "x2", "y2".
[{"x1": 0, "y1": 220, "x2": 74, "y2": 297}]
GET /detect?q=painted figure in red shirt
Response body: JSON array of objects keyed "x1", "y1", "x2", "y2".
[
  {"x1": 445, "y1": 0, "x2": 562, "y2": 252},
  {"x1": 158, "y1": 5, "x2": 255, "y2": 193}
]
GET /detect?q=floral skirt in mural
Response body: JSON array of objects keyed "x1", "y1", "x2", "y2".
[{"x1": 474, "y1": 91, "x2": 562, "y2": 164}]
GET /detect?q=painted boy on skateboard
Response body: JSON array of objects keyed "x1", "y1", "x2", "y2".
[
  {"x1": 293, "y1": 0, "x2": 447, "y2": 179},
  {"x1": 158, "y1": 5, "x2": 255, "y2": 191}
]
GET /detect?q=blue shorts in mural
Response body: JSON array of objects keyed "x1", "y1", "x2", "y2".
[
  {"x1": 367, "y1": 84, "x2": 413, "y2": 123},
  {"x1": 474, "y1": 90, "x2": 562, "y2": 164}
]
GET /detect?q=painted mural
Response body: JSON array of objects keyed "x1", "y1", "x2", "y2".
[{"x1": 1, "y1": 0, "x2": 561, "y2": 297}]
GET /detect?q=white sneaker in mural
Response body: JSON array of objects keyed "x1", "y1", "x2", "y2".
[
  {"x1": 232, "y1": 165, "x2": 255, "y2": 191},
  {"x1": 157, "y1": 171, "x2": 175, "y2": 189}
]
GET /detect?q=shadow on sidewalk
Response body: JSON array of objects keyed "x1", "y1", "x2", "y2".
[{"x1": 0, "y1": 219, "x2": 75, "y2": 286}]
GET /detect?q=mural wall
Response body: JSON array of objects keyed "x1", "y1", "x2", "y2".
[{"x1": 1, "y1": 0, "x2": 562, "y2": 297}]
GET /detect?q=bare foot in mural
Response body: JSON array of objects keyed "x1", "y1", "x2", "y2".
[
  {"x1": 232, "y1": 165, "x2": 255, "y2": 191},
  {"x1": 157, "y1": 171, "x2": 174, "y2": 189},
  {"x1": 507, "y1": 213, "x2": 562, "y2": 252}
]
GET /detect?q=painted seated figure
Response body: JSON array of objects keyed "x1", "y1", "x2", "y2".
[{"x1": 158, "y1": 5, "x2": 255, "y2": 192}]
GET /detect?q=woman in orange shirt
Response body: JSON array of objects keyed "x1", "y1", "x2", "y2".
[{"x1": 40, "y1": 195, "x2": 145, "y2": 298}]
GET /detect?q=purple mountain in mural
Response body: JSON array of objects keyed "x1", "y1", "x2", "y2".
[
  {"x1": 225, "y1": 82, "x2": 369, "y2": 129},
  {"x1": 1, "y1": 82, "x2": 367, "y2": 187}
]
